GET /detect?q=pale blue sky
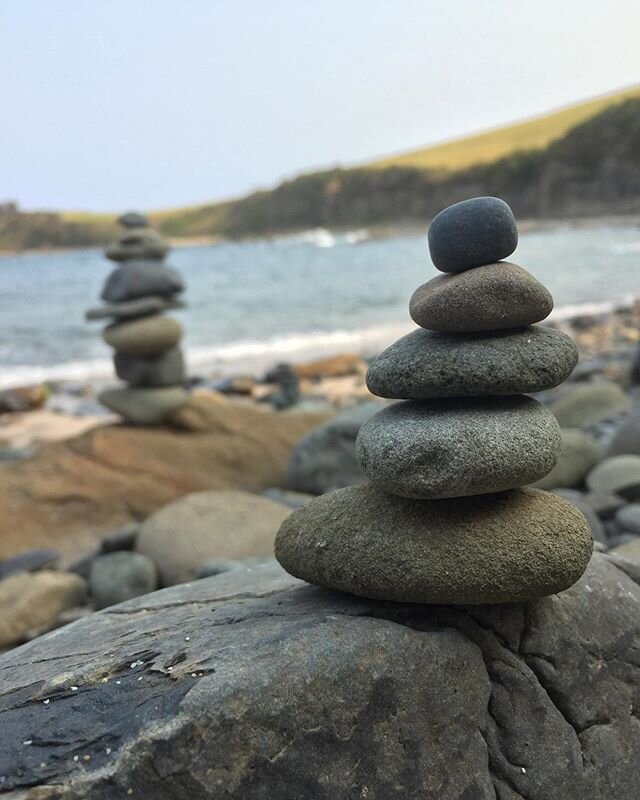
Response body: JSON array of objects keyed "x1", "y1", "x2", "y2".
[{"x1": 2, "y1": 0, "x2": 639, "y2": 211}]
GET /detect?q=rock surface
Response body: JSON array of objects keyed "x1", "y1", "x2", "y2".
[
  {"x1": 276, "y1": 485, "x2": 592, "y2": 603},
  {"x1": 357, "y1": 397, "x2": 561, "y2": 498},
  {"x1": 552, "y1": 381, "x2": 631, "y2": 428},
  {"x1": 89, "y1": 552, "x2": 158, "y2": 609},
  {"x1": 101, "y1": 261, "x2": 184, "y2": 302},
  {"x1": 427, "y1": 196, "x2": 518, "y2": 272},
  {"x1": 533, "y1": 428, "x2": 602, "y2": 490},
  {"x1": 0, "y1": 403, "x2": 328, "y2": 561},
  {"x1": 98, "y1": 386, "x2": 188, "y2": 424},
  {"x1": 136, "y1": 490, "x2": 291, "y2": 585},
  {"x1": 366, "y1": 326, "x2": 578, "y2": 399},
  {"x1": 409, "y1": 261, "x2": 553, "y2": 332},
  {"x1": 103, "y1": 315, "x2": 182, "y2": 356},
  {"x1": 2, "y1": 556, "x2": 636, "y2": 798}
]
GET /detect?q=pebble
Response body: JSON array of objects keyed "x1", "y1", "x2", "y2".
[
  {"x1": 114, "y1": 346, "x2": 185, "y2": 388},
  {"x1": 552, "y1": 382, "x2": 631, "y2": 429},
  {"x1": 533, "y1": 429, "x2": 602, "y2": 490},
  {"x1": 101, "y1": 261, "x2": 184, "y2": 303},
  {"x1": 586, "y1": 455, "x2": 640, "y2": 501},
  {"x1": 103, "y1": 315, "x2": 182, "y2": 357},
  {"x1": 366, "y1": 326, "x2": 578, "y2": 399},
  {"x1": 356, "y1": 397, "x2": 561, "y2": 499},
  {"x1": 98, "y1": 386, "x2": 188, "y2": 425},
  {"x1": 89, "y1": 552, "x2": 158, "y2": 610},
  {"x1": 427, "y1": 196, "x2": 518, "y2": 273}
]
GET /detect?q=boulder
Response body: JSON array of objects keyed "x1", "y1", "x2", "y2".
[
  {"x1": 0, "y1": 403, "x2": 328, "y2": 562},
  {"x1": 89, "y1": 552, "x2": 158, "y2": 609},
  {"x1": 551, "y1": 382, "x2": 631, "y2": 429},
  {"x1": 533, "y1": 428, "x2": 602, "y2": 490},
  {"x1": 284, "y1": 402, "x2": 383, "y2": 494},
  {"x1": 136, "y1": 490, "x2": 292, "y2": 585},
  {"x1": 0, "y1": 556, "x2": 639, "y2": 798}
]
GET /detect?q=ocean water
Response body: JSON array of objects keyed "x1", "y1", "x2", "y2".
[{"x1": 0, "y1": 222, "x2": 639, "y2": 389}]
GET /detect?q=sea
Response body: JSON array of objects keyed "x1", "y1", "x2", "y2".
[{"x1": 0, "y1": 222, "x2": 639, "y2": 390}]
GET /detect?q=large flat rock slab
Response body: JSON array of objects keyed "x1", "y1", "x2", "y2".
[{"x1": 0, "y1": 554, "x2": 639, "y2": 799}]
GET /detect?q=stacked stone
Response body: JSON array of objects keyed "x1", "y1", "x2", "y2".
[
  {"x1": 276, "y1": 197, "x2": 593, "y2": 604},
  {"x1": 86, "y1": 212, "x2": 188, "y2": 425}
]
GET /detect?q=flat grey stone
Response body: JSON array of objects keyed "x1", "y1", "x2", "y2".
[
  {"x1": 409, "y1": 261, "x2": 553, "y2": 332},
  {"x1": 366, "y1": 325, "x2": 578, "y2": 399},
  {"x1": 103, "y1": 315, "x2": 182, "y2": 356},
  {"x1": 105, "y1": 229, "x2": 169, "y2": 262},
  {"x1": 428, "y1": 196, "x2": 518, "y2": 273},
  {"x1": 98, "y1": 386, "x2": 188, "y2": 425},
  {"x1": 101, "y1": 261, "x2": 184, "y2": 303},
  {"x1": 356, "y1": 397, "x2": 561, "y2": 498},
  {"x1": 586, "y1": 456, "x2": 640, "y2": 501},
  {"x1": 533, "y1": 428, "x2": 602, "y2": 490},
  {"x1": 275, "y1": 485, "x2": 592, "y2": 603},
  {"x1": 114, "y1": 346, "x2": 185, "y2": 388},
  {"x1": 86, "y1": 296, "x2": 185, "y2": 321}
]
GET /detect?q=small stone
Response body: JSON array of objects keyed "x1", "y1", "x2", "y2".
[
  {"x1": 586, "y1": 456, "x2": 640, "y2": 500},
  {"x1": 409, "y1": 262, "x2": 553, "y2": 332},
  {"x1": 614, "y1": 503, "x2": 640, "y2": 535},
  {"x1": 117, "y1": 211, "x2": 149, "y2": 228},
  {"x1": 103, "y1": 315, "x2": 182, "y2": 357},
  {"x1": 607, "y1": 414, "x2": 640, "y2": 457},
  {"x1": 98, "y1": 386, "x2": 188, "y2": 425},
  {"x1": 427, "y1": 197, "x2": 518, "y2": 273},
  {"x1": 356, "y1": 397, "x2": 561, "y2": 499},
  {"x1": 275, "y1": 485, "x2": 592, "y2": 604},
  {"x1": 101, "y1": 261, "x2": 184, "y2": 303},
  {"x1": 366, "y1": 326, "x2": 577, "y2": 400},
  {"x1": 86, "y1": 297, "x2": 185, "y2": 322},
  {"x1": 533, "y1": 429, "x2": 602, "y2": 490},
  {"x1": 105, "y1": 230, "x2": 169, "y2": 262},
  {"x1": 552, "y1": 382, "x2": 631, "y2": 429},
  {"x1": 89, "y1": 552, "x2": 158, "y2": 610},
  {"x1": 114, "y1": 346, "x2": 185, "y2": 388},
  {"x1": 610, "y1": 538, "x2": 640, "y2": 563}
]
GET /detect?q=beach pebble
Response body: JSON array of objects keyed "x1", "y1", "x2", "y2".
[
  {"x1": 89, "y1": 552, "x2": 158, "y2": 610},
  {"x1": 103, "y1": 315, "x2": 182, "y2": 357},
  {"x1": 275, "y1": 485, "x2": 592, "y2": 604},
  {"x1": 356, "y1": 397, "x2": 561, "y2": 499},
  {"x1": 101, "y1": 261, "x2": 184, "y2": 303},
  {"x1": 550, "y1": 489, "x2": 607, "y2": 544},
  {"x1": 114, "y1": 346, "x2": 185, "y2": 388},
  {"x1": 607, "y1": 414, "x2": 640, "y2": 457},
  {"x1": 98, "y1": 386, "x2": 188, "y2": 425},
  {"x1": 86, "y1": 296, "x2": 185, "y2": 322},
  {"x1": 586, "y1": 455, "x2": 640, "y2": 500},
  {"x1": 117, "y1": 211, "x2": 149, "y2": 228},
  {"x1": 552, "y1": 382, "x2": 631, "y2": 429},
  {"x1": 366, "y1": 326, "x2": 577, "y2": 399},
  {"x1": 409, "y1": 262, "x2": 553, "y2": 332},
  {"x1": 533, "y1": 429, "x2": 602, "y2": 490},
  {"x1": 427, "y1": 197, "x2": 518, "y2": 273},
  {"x1": 614, "y1": 503, "x2": 640, "y2": 536}
]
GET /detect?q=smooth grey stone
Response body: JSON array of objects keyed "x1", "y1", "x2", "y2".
[
  {"x1": 410, "y1": 262, "x2": 553, "y2": 332},
  {"x1": 275, "y1": 485, "x2": 592, "y2": 603},
  {"x1": 101, "y1": 261, "x2": 184, "y2": 303},
  {"x1": 586, "y1": 456, "x2": 640, "y2": 501},
  {"x1": 103, "y1": 315, "x2": 182, "y2": 356},
  {"x1": 86, "y1": 296, "x2": 185, "y2": 321},
  {"x1": 533, "y1": 429, "x2": 602, "y2": 490},
  {"x1": 2, "y1": 556, "x2": 638, "y2": 797},
  {"x1": 356, "y1": 396, "x2": 561, "y2": 499},
  {"x1": 607, "y1": 414, "x2": 640, "y2": 457},
  {"x1": 105, "y1": 230, "x2": 169, "y2": 262},
  {"x1": 0, "y1": 549, "x2": 59, "y2": 580},
  {"x1": 551, "y1": 489, "x2": 607, "y2": 544},
  {"x1": 117, "y1": 211, "x2": 148, "y2": 228},
  {"x1": 114, "y1": 346, "x2": 185, "y2": 388},
  {"x1": 614, "y1": 503, "x2": 640, "y2": 536},
  {"x1": 98, "y1": 386, "x2": 188, "y2": 425},
  {"x1": 428, "y1": 196, "x2": 518, "y2": 273},
  {"x1": 366, "y1": 326, "x2": 578, "y2": 400},
  {"x1": 552, "y1": 382, "x2": 631, "y2": 429},
  {"x1": 89, "y1": 551, "x2": 158, "y2": 610},
  {"x1": 100, "y1": 523, "x2": 140, "y2": 554}
]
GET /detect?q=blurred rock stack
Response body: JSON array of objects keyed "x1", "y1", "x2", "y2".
[
  {"x1": 86, "y1": 211, "x2": 189, "y2": 425},
  {"x1": 276, "y1": 197, "x2": 593, "y2": 604}
]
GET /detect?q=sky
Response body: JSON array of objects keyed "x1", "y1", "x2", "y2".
[{"x1": 2, "y1": 0, "x2": 639, "y2": 212}]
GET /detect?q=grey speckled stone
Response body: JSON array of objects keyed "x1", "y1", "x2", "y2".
[
  {"x1": 356, "y1": 397, "x2": 561, "y2": 499},
  {"x1": 409, "y1": 262, "x2": 553, "y2": 332},
  {"x1": 275, "y1": 484, "x2": 592, "y2": 603},
  {"x1": 428, "y1": 197, "x2": 518, "y2": 273},
  {"x1": 366, "y1": 325, "x2": 578, "y2": 400}
]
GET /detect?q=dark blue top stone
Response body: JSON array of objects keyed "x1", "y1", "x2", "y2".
[{"x1": 427, "y1": 196, "x2": 518, "y2": 273}]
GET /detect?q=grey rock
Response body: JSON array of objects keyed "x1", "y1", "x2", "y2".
[
  {"x1": 100, "y1": 524, "x2": 140, "y2": 553},
  {"x1": 410, "y1": 261, "x2": 553, "y2": 332},
  {"x1": 103, "y1": 315, "x2": 182, "y2": 356},
  {"x1": 0, "y1": 549, "x2": 59, "y2": 580},
  {"x1": 86, "y1": 296, "x2": 185, "y2": 321},
  {"x1": 101, "y1": 261, "x2": 184, "y2": 303},
  {"x1": 262, "y1": 487, "x2": 314, "y2": 509},
  {"x1": 428, "y1": 196, "x2": 518, "y2": 272},
  {"x1": 284, "y1": 402, "x2": 384, "y2": 494},
  {"x1": 607, "y1": 413, "x2": 640, "y2": 457},
  {"x1": 610, "y1": 538, "x2": 640, "y2": 562},
  {"x1": 608, "y1": 532, "x2": 639, "y2": 550},
  {"x1": 117, "y1": 211, "x2": 149, "y2": 228},
  {"x1": 366, "y1": 325, "x2": 578, "y2": 399},
  {"x1": 2, "y1": 556, "x2": 640, "y2": 798},
  {"x1": 551, "y1": 489, "x2": 607, "y2": 543},
  {"x1": 275, "y1": 484, "x2": 592, "y2": 603},
  {"x1": 533, "y1": 428, "x2": 602, "y2": 490},
  {"x1": 356, "y1": 397, "x2": 561, "y2": 499},
  {"x1": 552, "y1": 382, "x2": 631, "y2": 429},
  {"x1": 586, "y1": 455, "x2": 640, "y2": 500},
  {"x1": 195, "y1": 556, "x2": 272, "y2": 579},
  {"x1": 581, "y1": 491, "x2": 626, "y2": 519},
  {"x1": 114, "y1": 346, "x2": 185, "y2": 388},
  {"x1": 105, "y1": 230, "x2": 169, "y2": 262},
  {"x1": 98, "y1": 386, "x2": 188, "y2": 425},
  {"x1": 614, "y1": 503, "x2": 640, "y2": 535},
  {"x1": 89, "y1": 552, "x2": 158, "y2": 610}
]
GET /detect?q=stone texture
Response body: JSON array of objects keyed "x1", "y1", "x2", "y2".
[
  {"x1": 284, "y1": 402, "x2": 384, "y2": 494},
  {"x1": 552, "y1": 381, "x2": 631, "y2": 428},
  {"x1": 101, "y1": 261, "x2": 184, "y2": 303},
  {"x1": 533, "y1": 428, "x2": 602, "y2": 490},
  {"x1": 551, "y1": 489, "x2": 607, "y2": 544},
  {"x1": 89, "y1": 552, "x2": 158, "y2": 610},
  {"x1": 0, "y1": 570, "x2": 86, "y2": 648},
  {"x1": 357, "y1": 397, "x2": 561, "y2": 499},
  {"x1": 410, "y1": 261, "x2": 553, "y2": 332},
  {"x1": 103, "y1": 315, "x2": 182, "y2": 356},
  {"x1": 586, "y1": 455, "x2": 640, "y2": 500},
  {"x1": 136, "y1": 490, "x2": 292, "y2": 585},
  {"x1": 98, "y1": 386, "x2": 188, "y2": 424},
  {"x1": 0, "y1": 556, "x2": 638, "y2": 798},
  {"x1": 113, "y1": 346, "x2": 185, "y2": 388},
  {"x1": 0, "y1": 403, "x2": 328, "y2": 562},
  {"x1": 86, "y1": 296, "x2": 185, "y2": 321},
  {"x1": 366, "y1": 325, "x2": 578, "y2": 399},
  {"x1": 428, "y1": 196, "x2": 518, "y2": 272},
  {"x1": 607, "y1": 414, "x2": 640, "y2": 456}
]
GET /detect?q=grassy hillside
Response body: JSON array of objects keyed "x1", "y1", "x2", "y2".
[{"x1": 370, "y1": 85, "x2": 640, "y2": 172}]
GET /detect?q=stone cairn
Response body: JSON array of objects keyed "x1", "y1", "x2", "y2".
[
  {"x1": 276, "y1": 197, "x2": 593, "y2": 604},
  {"x1": 86, "y1": 211, "x2": 189, "y2": 425}
]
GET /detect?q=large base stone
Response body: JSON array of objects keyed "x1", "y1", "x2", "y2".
[{"x1": 0, "y1": 556, "x2": 638, "y2": 798}]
